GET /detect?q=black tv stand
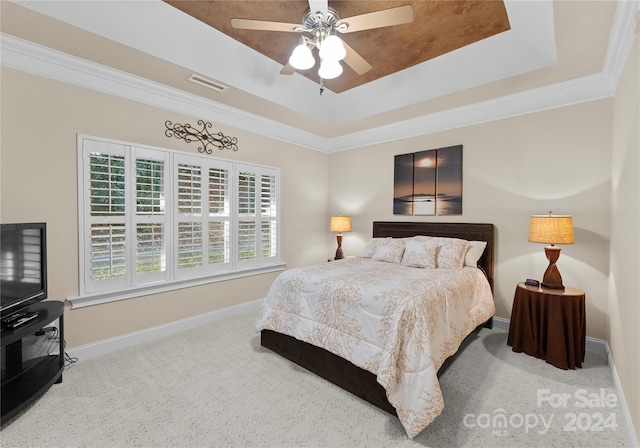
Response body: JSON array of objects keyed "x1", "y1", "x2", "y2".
[{"x1": 1, "y1": 301, "x2": 64, "y2": 425}]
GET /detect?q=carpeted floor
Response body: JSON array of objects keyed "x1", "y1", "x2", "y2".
[{"x1": 0, "y1": 312, "x2": 630, "y2": 447}]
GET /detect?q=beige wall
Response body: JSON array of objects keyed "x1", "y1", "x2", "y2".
[
  {"x1": 610, "y1": 35, "x2": 640, "y2": 443},
  {"x1": 328, "y1": 100, "x2": 613, "y2": 340},
  {"x1": 0, "y1": 68, "x2": 329, "y2": 347},
  {"x1": 1, "y1": 42, "x2": 637, "y2": 441},
  {"x1": 0, "y1": 67, "x2": 615, "y2": 344}
]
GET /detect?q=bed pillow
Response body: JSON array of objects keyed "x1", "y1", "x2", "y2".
[
  {"x1": 400, "y1": 238, "x2": 438, "y2": 269},
  {"x1": 361, "y1": 238, "x2": 385, "y2": 258},
  {"x1": 362, "y1": 238, "x2": 405, "y2": 263},
  {"x1": 435, "y1": 237, "x2": 469, "y2": 269},
  {"x1": 464, "y1": 240, "x2": 487, "y2": 267}
]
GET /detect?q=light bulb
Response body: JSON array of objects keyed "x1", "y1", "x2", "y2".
[
  {"x1": 318, "y1": 58, "x2": 343, "y2": 80},
  {"x1": 289, "y1": 43, "x2": 314, "y2": 70},
  {"x1": 319, "y1": 34, "x2": 346, "y2": 61}
]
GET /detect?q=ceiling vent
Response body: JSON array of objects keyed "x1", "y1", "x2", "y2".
[{"x1": 187, "y1": 74, "x2": 228, "y2": 93}]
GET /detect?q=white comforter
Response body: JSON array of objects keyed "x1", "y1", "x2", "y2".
[{"x1": 255, "y1": 257, "x2": 495, "y2": 438}]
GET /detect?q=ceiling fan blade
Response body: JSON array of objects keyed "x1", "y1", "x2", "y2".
[
  {"x1": 337, "y1": 5, "x2": 413, "y2": 34},
  {"x1": 280, "y1": 63, "x2": 296, "y2": 75},
  {"x1": 231, "y1": 18, "x2": 302, "y2": 33},
  {"x1": 342, "y1": 41, "x2": 372, "y2": 75},
  {"x1": 308, "y1": 0, "x2": 328, "y2": 18}
]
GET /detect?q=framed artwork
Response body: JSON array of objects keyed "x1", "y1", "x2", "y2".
[
  {"x1": 393, "y1": 152, "x2": 415, "y2": 215},
  {"x1": 393, "y1": 145, "x2": 462, "y2": 216}
]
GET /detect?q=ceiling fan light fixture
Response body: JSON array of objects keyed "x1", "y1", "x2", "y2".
[
  {"x1": 319, "y1": 34, "x2": 346, "y2": 61},
  {"x1": 318, "y1": 58, "x2": 343, "y2": 80},
  {"x1": 289, "y1": 40, "x2": 315, "y2": 70},
  {"x1": 231, "y1": 4, "x2": 413, "y2": 86}
]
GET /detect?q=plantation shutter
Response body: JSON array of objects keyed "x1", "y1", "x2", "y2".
[
  {"x1": 132, "y1": 148, "x2": 169, "y2": 284},
  {"x1": 82, "y1": 139, "x2": 128, "y2": 293},
  {"x1": 174, "y1": 154, "x2": 233, "y2": 277},
  {"x1": 237, "y1": 164, "x2": 279, "y2": 266},
  {"x1": 176, "y1": 161, "x2": 204, "y2": 275},
  {"x1": 238, "y1": 171, "x2": 257, "y2": 262},
  {"x1": 208, "y1": 166, "x2": 231, "y2": 268},
  {"x1": 260, "y1": 173, "x2": 278, "y2": 259}
]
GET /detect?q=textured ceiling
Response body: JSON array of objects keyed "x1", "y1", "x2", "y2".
[{"x1": 164, "y1": 1, "x2": 511, "y2": 93}]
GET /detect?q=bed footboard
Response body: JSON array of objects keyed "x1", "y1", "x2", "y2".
[
  {"x1": 260, "y1": 329, "x2": 397, "y2": 416},
  {"x1": 261, "y1": 318, "x2": 491, "y2": 417}
]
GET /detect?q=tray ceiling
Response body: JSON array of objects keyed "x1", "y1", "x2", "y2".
[
  {"x1": 164, "y1": 1, "x2": 511, "y2": 94},
  {"x1": 1, "y1": 0, "x2": 625, "y2": 150}
]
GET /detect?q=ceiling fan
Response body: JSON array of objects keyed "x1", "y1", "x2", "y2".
[{"x1": 231, "y1": 0, "x2": 413, "y2": 81}]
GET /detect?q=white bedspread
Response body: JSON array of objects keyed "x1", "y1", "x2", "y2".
[{"x1": 255, "y1": 257, "x2": 495, "y2": 438}]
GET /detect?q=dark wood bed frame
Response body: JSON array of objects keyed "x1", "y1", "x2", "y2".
[{"x1": 261, "y1": 221, "x2": 495, "y2": 417}]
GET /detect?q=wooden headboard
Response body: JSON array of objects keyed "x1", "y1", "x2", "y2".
[{"x1": 372, "y1": 221, "x2": 495, "y2": 292}]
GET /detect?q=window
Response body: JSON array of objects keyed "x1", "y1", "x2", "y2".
[{"x1": 76, "y1": 135, "x2": 281, "y2": 303}]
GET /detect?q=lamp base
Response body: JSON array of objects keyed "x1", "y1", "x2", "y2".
[
  {"x1": 541, "y1": 281, "x2": 565, "y2": 290},
  {"x1": 541, "y1": 246, "x2": 565, "y2": 290},
  {"x1": 335, "y1": 234, "x2": 344, "y2": 260}
]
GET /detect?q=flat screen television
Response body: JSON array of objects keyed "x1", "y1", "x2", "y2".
[{"x1": 0, "y1": 222, "x2": 48, "y2": 318}]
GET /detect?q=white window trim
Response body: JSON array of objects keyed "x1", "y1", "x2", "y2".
[
  {"x1": 67, "y1": 263, "x2": 285, "y2": 309},
  {"x1": 72, "y1": 134, "x2": 282, "y2": 308}
]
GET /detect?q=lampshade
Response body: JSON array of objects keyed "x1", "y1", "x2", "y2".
[
  {"x1": 289, "y1": 41, "x2": 314, "y2": 70},
  {"x1": 528, "y1": 213, "x2": 575, "y2": 245},
  {"x1": 319, "y1": 34, "x2": 346, "y2": 61},
  {"x1": 318, "y1": 59, "x2": 343, "y2": 80},
  {"x1": 330, "y1": 215, "x2": 351, "y2": 233},
  {"x1": 529, "y1": 212, "x2": 574, "y2": 290}
]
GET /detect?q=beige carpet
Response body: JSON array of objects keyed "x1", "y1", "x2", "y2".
[{"x1": 0, "y1": 312, "x2": 630, "y2": 447}]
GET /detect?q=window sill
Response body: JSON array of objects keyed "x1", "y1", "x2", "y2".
[{"x1": 67, "y1": 263, "x2": 286, "y2": 309}]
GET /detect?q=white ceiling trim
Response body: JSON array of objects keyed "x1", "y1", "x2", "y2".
[
  {"x1": 326, "y1": 72, "x2": 615, "y2": 152},
  {"x1": 0, "y1": 0, "x2": 636, "y2": 154},
  {"x1": 323, "y1": 0, "x2": 558, "y2": 125},
  {"x1": 603, "y1": 0, "x2": 640, "y2": 91},
  {"x1": 13, "y1": 0, "x2": 558, "y2": 125},
  {"x1": 0, "y1": 33, "x2": 325, "y2": 151}
]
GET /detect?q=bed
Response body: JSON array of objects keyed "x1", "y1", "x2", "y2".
[{"x1": 256, "y1": 221, "x2": 495, "y2": 438}]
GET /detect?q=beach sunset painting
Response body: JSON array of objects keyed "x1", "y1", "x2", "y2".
[
  {"x1": 393, "y1": 145, "x2": 462, "y2": 216},
  {"x1": 435, "y1": 145, "x2": 463, "y2": 215},
  {"x1": 413, "y1": 149, "x2": 438, "y2": 215},
  {"x1": 393, "y1": 152, "x2": 415, "y2": 215}
]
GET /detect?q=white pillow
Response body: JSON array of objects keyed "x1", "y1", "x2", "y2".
[
  {"x1": 367, "y1": 238, "x2": 406, "y2": 264},
  {"x1": 435, "y1": 237, "x2": 469, "y2": 269},
  {"x1": 464, "y1": 240, "x2": 487, "y2": 267},
  {"x1": 401, "y1": 238, "x2": 438, "y2": 269},
  {"x1": 361, "y1": 238, "x2": 385, "y2": 258}
]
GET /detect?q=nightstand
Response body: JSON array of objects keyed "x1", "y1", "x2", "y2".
[{"x1": 507, "y1": 282, "x2": 586, "y2": 370}]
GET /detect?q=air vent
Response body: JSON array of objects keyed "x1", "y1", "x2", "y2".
[{"x1": 187, "y1": 74, "x2": 228, "y2": 93}]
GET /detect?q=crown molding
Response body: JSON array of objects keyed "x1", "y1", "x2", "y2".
[
  {"x1": 0, "y1": 33, "x2": 328, "y2": 152},
  {"x1": 9, "y1": 0, "x2": 557, "y2": 127},
  {"x1": 0, "y1": 0, "x2": 636, "y2": 153},
  {"x1": 603, "y1": 0, "x2": 640, "y2": 89},
  {"x1": 327, "y1": 72, "x2": 615, "y2": 152}
]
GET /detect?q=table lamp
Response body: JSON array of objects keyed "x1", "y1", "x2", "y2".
[
  {"x1": 330, "y1": 215, "x2": 351, "y2": 260},
  {"x1": 528, "y1": 212, "x2": 574, "y2": 290}
]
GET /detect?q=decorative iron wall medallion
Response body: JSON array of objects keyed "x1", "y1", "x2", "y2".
[{"x1": 165, "y1": 120, "x2": 238, "y2": 153}]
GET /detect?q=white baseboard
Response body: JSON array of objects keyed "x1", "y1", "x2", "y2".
[
  {"x1": 492, "y1": 315, "x2": 637, "y2": 447},
  {"x1": 66, "y1": 298, "x2": 263, "y2": 361},
  {"x1": 492, "y1": 316, "x2": 510, "y2": 331},
  {"x1": 607, "y1": 343, "x2": 640, "y2": 448}
]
